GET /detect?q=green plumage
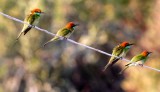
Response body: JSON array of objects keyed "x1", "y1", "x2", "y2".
[
  {"x1": 43, "y1": 27, "x2": 74, "y2": 46},
  {"x1": 16, "y1": 12, "x2": 41, "y2": 40},
  {"x1": 119, "y1": 53, "x2": 150, "y2": 74},
  {"x1": 103, "y1": 44, "x2": 131, "y2": 71},
  {"x1": 109, "y1": 45, "x2": 124, "y2": 62},
  {"x1": 52, "y1": 28, "x2": 73, "y2": 41},
  {"x1": 126, "y1": 54, "x2": 147, "y2": 66}
]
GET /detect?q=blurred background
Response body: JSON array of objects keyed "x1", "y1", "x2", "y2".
[{"x1": 0, "y1": 0, "x2": 160, "y2": 92}]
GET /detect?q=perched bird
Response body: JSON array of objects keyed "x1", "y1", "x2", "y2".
[
  {"x1": 119, "y1": 50, "x2": 152, "y2": 74},
  {"x1": 103, "y1": 42, "x2": 134, "y2": 71},
  {"x1": 43, "y1": 22, "x2": 78, "y2": 47},
  {"x1": 16, "y1": 8, "x2": 43, "y2": 40}
]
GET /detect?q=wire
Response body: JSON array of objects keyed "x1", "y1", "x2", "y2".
[{"x1": 0, "y1": 11, "x2": 160, "y2": 73}]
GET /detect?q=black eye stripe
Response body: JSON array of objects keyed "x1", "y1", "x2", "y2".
[{"x1": 36, "y1": 12, "x2": 41, "y2": 13}]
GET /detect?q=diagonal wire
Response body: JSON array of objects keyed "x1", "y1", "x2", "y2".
[{"x1": 0, "y1": 11, "x2": 160, "y2": 72}]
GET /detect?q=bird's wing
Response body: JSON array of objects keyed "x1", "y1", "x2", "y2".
[
  {"x1": 109, "y1": 45, "x2": 124, "y2": 62},
  {"x1": 26, "y1": 14, "x2": 36, "y2": 25},
  {"x1": 56, "y1": 28, "x2": 71, "y2": 37},
  {"x1": 22, "y1": 14, "x2": 36, "y2": 35},
  {"x1": 103, "y1": 45, "x2": 124, "y2": 71},
  {"x1": 126, "y1": 55, "x2": 145, "y2": 66},
  {"x1": 43, "y1": 28, "x2": 71, "y2": 46},
  {"x1": 131, "y1": 55, "x2": 145, "y2": 62},
  {"x1": 113, "y1": 45, "x2": 124, "y2": 56},
  {"x1": 21, "y1": 14, "x2": 34, "y2": 31}
]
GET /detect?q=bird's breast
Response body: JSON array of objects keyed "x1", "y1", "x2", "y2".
[{"x1": 119, "y1": 51, "x2": 126, "y2": 57}]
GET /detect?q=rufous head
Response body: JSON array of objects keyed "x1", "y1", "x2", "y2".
[
  {"x1": 65, "y1": 22, "x2": 78, "y2": 29},
  {"x1": 31, "y1": 8, "x2": 43, "y2": 14},
  {"x1": 141, "y1": 50, "x2": 152, "y2": 56},
  {"x1": 120, "y1": 41, "x2": 134, "y2": 47}
]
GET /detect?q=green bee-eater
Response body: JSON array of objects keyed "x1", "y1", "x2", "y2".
[
  {"x1": 43, "y1": 22, "x2": 78, "y2": 47},
  {"x1": 119, "y1": 50, "x2": 152, "y2": 74},
  {"x1": 103, "y1": 42, "x2": 134, "y2": 71},
  {"x1": 16, "y1": 8, "x2": 43, "y2": 40}
]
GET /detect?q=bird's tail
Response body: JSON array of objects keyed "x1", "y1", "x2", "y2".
[
  {"x1": 102, "y1": 58, "x2": 120, "y2": 71},
  {"x1": 119, "y1": 66, "x2": 129, "y2": 74},
  {"x1": 43, "y1": 37, "x2": 59, "y2": 47},
  {"x1": 16, "y1": 31, "x2": 23, "y2": 40},
  {"x1": 23, "y1": 27, "x2": 32, "y2": 35},
  {"x1": 103, "y1": 63, "x2": 111, "y2": 72},
  {"x1": 125, "y1": 62, "x2": 132, "y2": 66},
  {"x1": 119, "y1": 63, "x2": 132, "y2": 74},
  {"x1": 34, "y1": 45, "x2": 44, "y2": 54},
  {"x1": 16, "y1": 26, "x2": 31, "y2": 40}
]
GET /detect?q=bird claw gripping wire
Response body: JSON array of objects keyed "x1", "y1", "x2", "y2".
[
  {"x1": 28, "y1": 25, "x2": 35, "y2": 28},
  {"x1": 119, "y1": 57, "x2": 123, "y2": 60},
  {"x1": 138, "y1": 64, "x2": 144, "y2": 67},
  {"x1": 63, "y1": 37, "x2": 68, "y2": 40},
  {"x1": 31, "y1": 25, "x2": 35, "y2": 28}
]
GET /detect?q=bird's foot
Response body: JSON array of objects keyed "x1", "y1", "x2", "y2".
[
  {"x1": 29, "y1": 25, "x2": 35, "y2": 28},
  {"x1": 138, "y1": 64, "x2": 143, "y2": 67},
  {"x1": 63, "y1": 37, "x2": 68, "y2": 40},
  {"x1": 119, "y1": 57, "x2": 123, "y2": 60},
  {"x1": 31, "y1": 25, "x2": 35, "y2": 28}
]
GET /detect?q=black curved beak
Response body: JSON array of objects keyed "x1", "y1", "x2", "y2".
[
  {"x1": 41, "y1": 12, "x2": 44, "y2": 14},
  {"x1": 148, "y1": 52, "x2": 152, "y2": 54},
  {"x1": 74, "y1": 24, "x2": 79, "y2": 27},
  {"x1": 129, "y1": 43, "x2": 134, "y2": 46}
]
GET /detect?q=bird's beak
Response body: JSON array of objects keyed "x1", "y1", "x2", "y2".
[
  {"x1": 41, "y1": 12, "x2": 45, "y2": 14},
  {"x1": 74, "y1": 24, "x2": 79, "y2": 26},
  {"x1": 148, "y1": 52, "x2": 152, "y2": 54},
  {"x1": 129, "y1": 43, "x2": 134, "y2": 46}
]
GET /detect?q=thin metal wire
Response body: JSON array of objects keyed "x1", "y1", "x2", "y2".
[{"x1": 0, "y1": 11, "x2": 159, "y2": 73}]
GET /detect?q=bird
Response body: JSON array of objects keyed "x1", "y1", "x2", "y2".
[
  {"x1": 16, "y1": 8, "x2": 43, "y2": 40},
  {"x1": 43, "y1": 22, "x2": 78, "y2": 47},
  {"x1": 119, "y1": 50, "x2": 152, "y2": 74},
  {"x1": 103, "y1": 41, "x2": 134, "y2": 71}
]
